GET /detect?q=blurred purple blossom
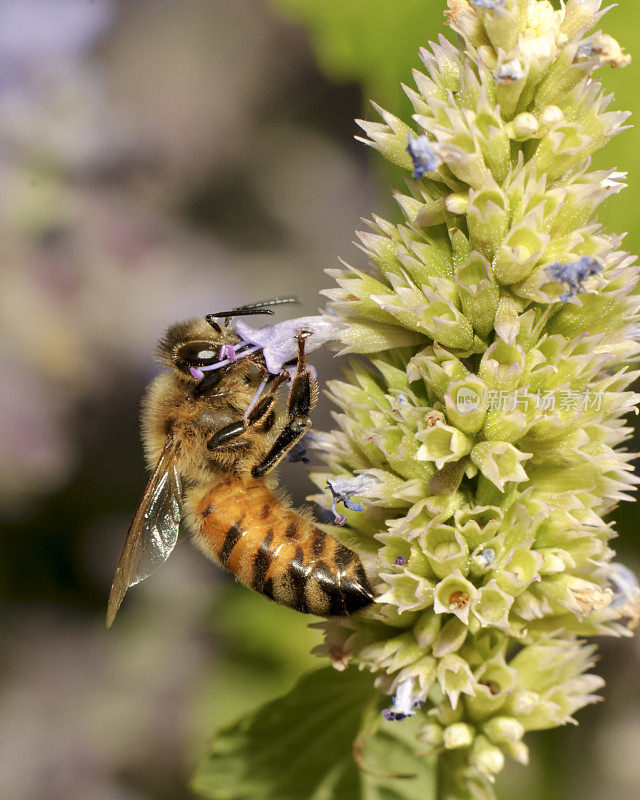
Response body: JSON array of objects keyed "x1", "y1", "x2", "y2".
[{"x1": 0, "y1": 0, "x2": 115, "y2": 70}]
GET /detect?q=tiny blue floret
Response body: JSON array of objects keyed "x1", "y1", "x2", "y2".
[
  {"x1": 546, "y1": 256, "x2": 603, "y2": 301},
  {"x1": 325, "y1": 474, "x2": 378, "y2": 525},
  {"x1": 288, "y1": 439, "x2": 311, "y2": 464},
  {"x1": 606, "y1": 562, "x2": 640, "y2": 608},
  {"x1": 406, "y1": 134, "x2": 442, "y2": 179},
  {"x1": 382, "y1": 679, "x2": 424, "y2": 722},
  {"x1": 477, "y1": 548, "x2": 496, "y2": 568},
  {"x1": 472, "y1": 0, "x2": 507, "y2": 9},
  {"x1": 495, "y1": 59, "x2": 526, "y2": 83}
]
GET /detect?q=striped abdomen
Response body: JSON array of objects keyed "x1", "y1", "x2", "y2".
[{"x1": 191, "y1": 479, "x2": 375, "y2": 616}]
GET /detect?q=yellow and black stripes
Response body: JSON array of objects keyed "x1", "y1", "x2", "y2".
[
  {"x1": 192, "y1": 479, "x2": 374, "y2": 616},
  {"x1": 252, "y1": 530, "x2": 274, "y2": 592},
  {"x1": 218, "y1": 522, "x2": 243, "y2": 567}
]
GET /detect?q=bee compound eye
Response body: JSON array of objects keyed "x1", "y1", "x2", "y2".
[{"x1": 175, "y1": 341, "x2": 220, "y2": 370}]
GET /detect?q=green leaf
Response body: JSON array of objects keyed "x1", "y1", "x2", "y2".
[
  {"x1": 191, "y1": 666, "x2": 437, "y2": 800},
  {"x1": 191, "y1": 667, "x2": 374, "y2": 800},
  {"x1": 359, "y1": 714, "x2": 438, "y2": 800}
]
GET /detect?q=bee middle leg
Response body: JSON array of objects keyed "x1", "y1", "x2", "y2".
[
  {"x1": 251, "y1": 331, "x2": 318, "y2": 478},
  {"x1": 206, "y1": 373, "x2": 286, "y2": 451}
]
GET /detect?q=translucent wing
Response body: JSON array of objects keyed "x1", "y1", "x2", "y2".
[{"x1": 106, "y1": 438, "x2": 182, "y2": 628}]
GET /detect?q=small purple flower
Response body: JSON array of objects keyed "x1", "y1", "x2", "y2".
[
  {"x1": 546, "y1": 256, "x2": 603, "y2": 301},
  {"x1": 0, "y1": 0, "x2": 115, "y2": 68},
  {"x1": 234, "y1": 315, "x2": 339, "y2": 375},
  {"x1": 394, "y1": 555, "x2": 406, "y2": 566},
  {"x1": 406, "y1": 135, "x2": 442, "y2": 179},
  {"x1": 382, "y1": 679, "x2": 424, "y2": 721},
  {"x1": 325, "y1": 474, "x2": 379, "y2": 525}
]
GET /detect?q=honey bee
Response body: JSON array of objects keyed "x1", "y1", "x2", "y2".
[{"x1": 106, "y1": 298, "x2": 375, "y2": 627}]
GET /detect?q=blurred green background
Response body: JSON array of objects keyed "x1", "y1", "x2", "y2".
[{"x1": 0, "y1": 1, "x2": 638, "y2": 799}]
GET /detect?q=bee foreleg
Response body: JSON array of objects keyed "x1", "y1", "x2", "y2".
[
  {"x1": 252, "y1": 335, "x2": 318, "y2": 477},
  {"x1": 193, "y1": 367, "x2": 224, "y2": 398},
  {"x1": 207, "y1": 393, "x2": 277, "y2": 451},
  {"x1": 206, "y1": 371, "x2": 288, "y2": 452}
]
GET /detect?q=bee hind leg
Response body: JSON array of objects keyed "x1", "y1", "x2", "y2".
[{"x1": 251, "y1": 331, "x2": 318, "y2": 478}]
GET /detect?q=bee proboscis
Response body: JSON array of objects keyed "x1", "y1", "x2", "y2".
[{"x1": 106, "y1": 299, "x2": 375, "y2": 627}]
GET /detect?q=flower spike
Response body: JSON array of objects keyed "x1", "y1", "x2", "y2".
[{"x1": 314, "y1": 0, "x2": 638, "y2": 794}]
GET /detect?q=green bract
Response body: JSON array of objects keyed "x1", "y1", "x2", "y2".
[{"x1": 313, "y1": 1, "x2": 639, "y2": 796}]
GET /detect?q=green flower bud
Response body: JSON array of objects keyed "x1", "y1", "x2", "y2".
[
  {"x1": 472, "y1": 579, "x2": 514, "y2": 629},
  {"x1": 510, "y1": 112, "x2": 539, "y2": 140},
  {"x1": 470, "y1": 441, "x2": 531, "y2": 491},
  {"x1": 444, "y1": 376, "x2": 489, "y2": 434},
  {"x1": 467, "y1": 183, "x2": 509, "y2": 259},
  {"x1": 471, "y1": 735, "x2": 505, "y2": 776},
  {"x1": 434, "y1": 616, "x2": 470, "y2": 658},
  {"x1": 423, "y1": 525, "x2": 471, "y2": 579},
  {"x1": 444, "y1": 722, "x2": 475, "y2": 750},
  {"x1": 414, "y1": 611, "x2": 442, "y2": 649},
  {"x1": 437, "y1": 654, "x2": 477, "y2": 710},
  {"x1": 416, "y1": 424, "x2": 474, "y2": 469},
  {"x1": 506, "y1": 740, "x2": 530, "y2": 766},
  {"x1": 417, "y1": 720, "x2": 444, "y2": 748},
  {"x1": 483, "y1": 716, "x2": 525, "y2": 745},
  {"x1": 455, "y1": 252, "x2": 501, "y2": 337}
]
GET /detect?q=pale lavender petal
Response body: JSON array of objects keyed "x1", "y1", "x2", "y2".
[{"x1": 234, "y1": 315, "x2": 340, "y2": 374}]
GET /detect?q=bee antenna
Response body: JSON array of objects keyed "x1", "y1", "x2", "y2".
[
  {"x1": 238, "y1": 296, "x2": 300, "y2": 312},
  {"x1": 205, "y1": 297, "x2": 300, "y2": 328}
]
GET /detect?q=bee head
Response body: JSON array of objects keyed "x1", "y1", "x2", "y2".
[
  {"x1": 157, "y1": 318, "x2": 239, "y2": 378},
  {"x1": 157, "y1": 297, "x2": 300, "y2": 384}
]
